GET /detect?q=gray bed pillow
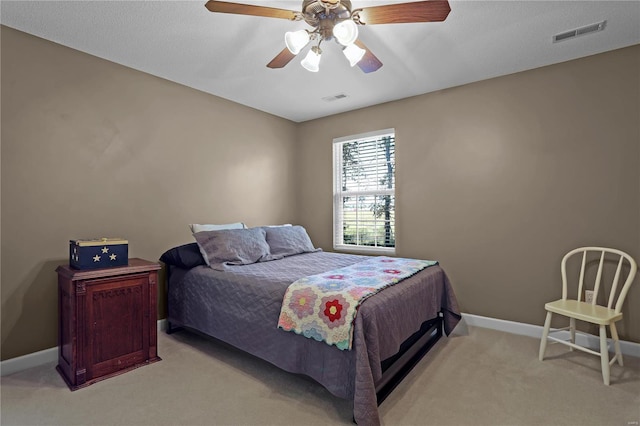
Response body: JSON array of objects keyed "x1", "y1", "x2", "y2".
[
  {"x1": 263, "y1": 225, "x2": 321, "y2": 258},
  {"x1": 193, "y1": 228, "x2": 272, "y2": 271}
]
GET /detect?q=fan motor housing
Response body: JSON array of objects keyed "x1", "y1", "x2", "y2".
[{"x1": 301, "y1": 0, "x2": 352, "y2": 27}]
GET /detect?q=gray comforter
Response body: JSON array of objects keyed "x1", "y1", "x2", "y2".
[{"x1": 167, "y1": 251, "x2": 460, "y2": 425}]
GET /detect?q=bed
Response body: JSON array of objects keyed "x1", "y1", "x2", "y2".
[{"x1": 161, "y1": 227, "x2": 460, "y2": 425}]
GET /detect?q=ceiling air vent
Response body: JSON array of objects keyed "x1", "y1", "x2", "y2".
[
  {"x1": 553, "y1": 20, "x2": 606, "y2": 43},
  {"x1": 322, "y1": 93, "x2": 348, "y2": 102}
]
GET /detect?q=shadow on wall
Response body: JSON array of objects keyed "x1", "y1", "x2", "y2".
[
  {"x1": 1, "y1": 259, "x2": 66, "y2": 361},
  {"x1": 157, "y1": 266, "x2": 167, "y2": 319}
]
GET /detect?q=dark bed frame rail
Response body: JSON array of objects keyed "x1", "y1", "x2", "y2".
[{"x1": 376, "y1": 316, "x2": 443, "y2": 405}]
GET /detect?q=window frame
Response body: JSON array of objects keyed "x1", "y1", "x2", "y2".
[{"x1": 332, "y1": 128, "x2": 396, "y2": 255}]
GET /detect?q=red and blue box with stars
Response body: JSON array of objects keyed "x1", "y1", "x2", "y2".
[{"x1": 69, "y1": 238, "x2": 128, "y2": 270}]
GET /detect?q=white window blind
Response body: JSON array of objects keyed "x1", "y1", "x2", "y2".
[{"x1": 333, "y1": 129, "x2": 396, "y2": 254}]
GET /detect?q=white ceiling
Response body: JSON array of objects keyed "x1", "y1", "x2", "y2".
[{"x1": 2, "y1": 1, "x2": 639, "y2": 122}]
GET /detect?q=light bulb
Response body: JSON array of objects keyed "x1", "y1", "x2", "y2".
[
  {"x1": 333, "y1": 20, "x2": 358, "y2": 46},
  {"x1": 343, "y1": 43, "x2": 366, "y2": 67},
  {"x1": 301, "y1": 46, "x2": 322, "y2": 72},
  {"x1": 284, "y1": 30, "x2": 310, "y2": 55}
]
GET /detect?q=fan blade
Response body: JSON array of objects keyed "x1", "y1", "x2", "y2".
[
  {"x1": 356, "y1": 0, "x2": 450, "y2": 25},
  {"x1": 205, "y1": 0, "x2": 299, "y2": 20},
  {"x1": 354, "y1": 40, "x2": 383, "y2": 73},
  {"x1": 267, "y1": 47, "x2": 297, "y2": 69}
]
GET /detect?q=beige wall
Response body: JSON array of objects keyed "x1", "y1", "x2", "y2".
[
  {"x1": 296, "y1": 45, "x2": 640, "y2": 342},
  {"x1": 2, "y1": 25, "x2": 639, "y2": 361},
  {"x1": 1, "y1": 27, "x2": 298, "y2": 360}
]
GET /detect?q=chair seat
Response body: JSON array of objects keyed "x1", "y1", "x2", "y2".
[{"x1": 545, "y1": 299, "x2": 622, "y2": 325}]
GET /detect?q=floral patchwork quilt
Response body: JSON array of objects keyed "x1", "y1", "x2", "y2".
[{"x1": 277, "y1": 256, "x2": 438, "y2": 350}]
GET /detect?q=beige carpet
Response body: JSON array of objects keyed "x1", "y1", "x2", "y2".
[{"x1": 2, "y1": 325, "x2": 639, "y2": 426}]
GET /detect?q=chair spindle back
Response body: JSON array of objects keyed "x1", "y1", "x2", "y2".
[{"x1": 561, "y1": 247, "x2": 637, "y2": 314}]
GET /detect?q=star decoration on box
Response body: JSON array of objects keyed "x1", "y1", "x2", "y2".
[
  {"x1": 110, "y1": 253, "x2": 117, "y2": 261},
  {"x1": 101, "y1": 246, "x2": 109, "y2": 254},
  {"x1": 93, "y1": 255, "x2": 101, "y2": 262}
]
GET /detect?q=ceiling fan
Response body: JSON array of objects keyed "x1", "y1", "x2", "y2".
[{"x1": 204, "y1": 0, "x2": 451, "y2": 73}]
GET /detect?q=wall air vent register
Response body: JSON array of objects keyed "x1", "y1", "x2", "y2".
[{"x1": 553, "y1": 20, "x2": 606, "y2": 43}]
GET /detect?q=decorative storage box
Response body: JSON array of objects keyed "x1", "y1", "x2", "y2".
[{"x1": 69, "y1": 238, "x2": 128, "y2": 270}]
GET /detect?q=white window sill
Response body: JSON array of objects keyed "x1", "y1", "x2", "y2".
[{"x1": 333, "y1": 245, "x2": 396, "y2": 256}]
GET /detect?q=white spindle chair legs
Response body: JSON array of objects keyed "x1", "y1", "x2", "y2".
[
  {"x1": 599, "y1": 325, "x2": 610, "y2": 385},
  {"x1": 539, "y1": 312, "x2": 553, "y2": 361},
  {"x1": 569, "y1": 317, "x2": 576, "y2": 351},
  {"x1": 610, "y1": 322, "x2": 623, "y2": 367}
]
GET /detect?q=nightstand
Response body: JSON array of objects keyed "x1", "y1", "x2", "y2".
[{"x1": 56, "y1": 258, "x2": 161, "y2": 390}]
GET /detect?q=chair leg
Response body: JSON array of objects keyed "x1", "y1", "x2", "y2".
[
  {"x1": 569, "y1": 318, "x2": 576, "y2": 351},
  {"x1": 539, "y1": 311, "x2": 553, "y2": 361},
  {"x1": 599, "y1": 325, "x2": 610, "y2": 385},
  {"x1": 610, "y1": 322, "x2": 623, "y2": 367}
]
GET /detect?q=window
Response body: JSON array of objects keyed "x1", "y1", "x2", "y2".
[{"x1": 333, "y1": 129, "x2": 395, "y2": 254}]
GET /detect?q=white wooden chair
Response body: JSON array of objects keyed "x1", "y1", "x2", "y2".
[{"x1": 539, "y1": 247, "x2": 637, "y2": 385}]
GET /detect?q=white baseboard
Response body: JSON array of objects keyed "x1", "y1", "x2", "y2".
[
  {"x1": 461, "y1": 313, "x2": 640, "y2": 358},
  {"x1": 1, "y1": 319, "x2": 169, "y2": 377},
  {"x1": 0, "y1": 346, "x2": 59, "y2": 377},
  {"x1": 157, "y1": 318, "x2": 168, "y2": 332}
]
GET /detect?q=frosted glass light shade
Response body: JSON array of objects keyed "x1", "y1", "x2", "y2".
[
  {"x1": 343, "y1": 43, "x2": 366, "y2": 67},
  {"x1": 333, "y1": 20, "x2": 358, "y2": 46},
  {"x1": 285, "y1": 30, "x2": 310, "y2": 55},
  {"x1": 301, "y1": 47, "x2": 321, "y2": 72}
]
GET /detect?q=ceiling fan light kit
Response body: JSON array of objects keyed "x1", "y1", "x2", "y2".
[
  {"x1": 205, "y1": 0, "x2": 451, "y2": 73},
  {"x1": 285, "y1": 29, "x2": 311, "y2": 55},
  {"x1": 333, "y1": 19, "x2": 359, "y2": 46},
  {"x1": 301, "y1": 45, "x2": 323, "y2": 72},
  {"x1": 343, "y1": 43, "x2": 366, "y2": 67},
  {"x1": 286, "y1": 18, "x2": 359, "y2": 71}
]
